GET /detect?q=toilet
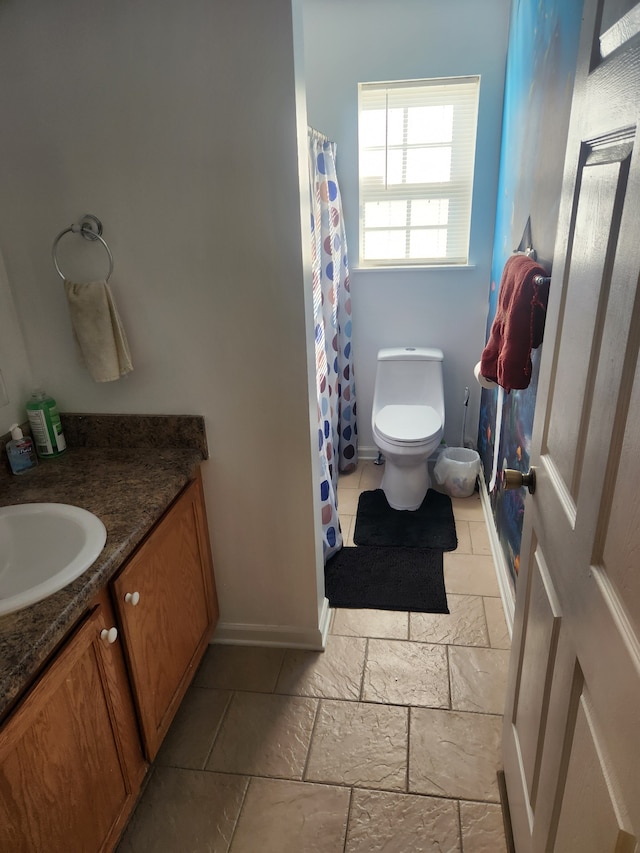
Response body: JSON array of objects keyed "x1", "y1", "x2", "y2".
[{"x1": 372, "y1": 347, "x2": 445, "y2": 511}]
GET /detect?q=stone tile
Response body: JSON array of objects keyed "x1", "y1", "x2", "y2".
[
  {"x1": 332, "y1": 608, "x2": 409, "y2": 640},
  {"x1": 337, "y1": 488, "x2": 360, "y2": 516},
  {"x1": 451, "y1": 493, "x2": 484, "y2": 521},
  {"x1": 360, "y1": 463, "x2": 384, "y2": 490},
  {"x1": 306, "y1": 699, "x2": 408, "y2": 791},
  {"x1": 454, "y1": 520, "x2": 473, "y2": 554},
  {"x1": 206, "y1": 692, "x2": 317, "y2": 780},
  {"x1": 229, "y1": 777, "x2": 349, "y2": 853},
  {"x1": 410, "y1": 594, "x2": 489, "y2": 647},
  {"x1": 339, "y1": 514, "x2": 355, "y2": 547},
  {"x1": 444, "y1": 554, "x2": 500, "y2": 597},
  {"x1": 469, "y1": 521, "x2": 492, "y2": 555},
  {"x1": 459, "y1": 801, "x2": 508, "y2": 853},
  {"x1": 275, "y1": 635, "x2": 366, "y2": 700},
  {"x1": 409, "y1": 708, "x2": 502, "y2": 802},
  {"x1": 116, "y1": 767, "x2": 247, "y2": 853},
  {"x1": 449, "y1": 646, "x2": 510, "y2": 715},
  {"x1": 338, "y1": 468, "x2": 363, "y2": 489},
  {"x1": 194, "y1": 644, "x2": 285, "y2": 693},
  {"x1": 155, "y1": 686, "x2": 231, "y2": 770},
  {"x1": 345, "y1": 789, "x2": 460, "y2": 853},
  {"x1": 362, "y1": 639, "x2": 449, "y2": 708},
  {"x1": 484, "y1": 597, "x2": 511, "y2": 649},
  {"x1": 331, "y1": 608, "x2": 409, "y2": 640},
  {"x1": 347, "y1": 518, "x2": 358, "y2": 546}
]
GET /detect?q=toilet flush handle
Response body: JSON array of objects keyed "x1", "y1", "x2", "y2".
[{"x1": 503, "y1": 467, "x2": 536, "y2": 495}]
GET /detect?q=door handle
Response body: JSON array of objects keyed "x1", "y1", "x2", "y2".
[{"x1": 503, "y1": 467, "x2": 536, "y2": 495}]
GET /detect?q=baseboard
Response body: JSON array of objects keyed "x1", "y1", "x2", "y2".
[
  {"x1": 211, "y1": 596, "x2": 332, "y2": 650},
  {"x1": 318, "y1": 595, "x2": 332, "y2": 647},
  {"x1": 358, "y1": 445, "x2": 379, "y2": 461},
  {"x1": 478, "y1": 477, "x2": 515, "y2": 635}
]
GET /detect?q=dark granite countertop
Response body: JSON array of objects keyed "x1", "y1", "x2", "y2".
[{"x1": 0, "y1": 415, "x2": 207, "y2": 720}]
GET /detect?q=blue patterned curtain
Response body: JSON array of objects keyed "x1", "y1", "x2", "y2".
[{"x1": 308, "y1": 128, "x2": 358, "y2": 561}]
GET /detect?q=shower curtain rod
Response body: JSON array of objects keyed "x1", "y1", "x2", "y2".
[{"x1": 308, "y1": 126, "x2": 331, "y2": 143}]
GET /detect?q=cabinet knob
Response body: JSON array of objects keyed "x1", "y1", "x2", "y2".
[
  {"x1": 124, "y1": 591, "x2": 140, "y2": 606},
  {"x1": 100, "y1": 627, "x2": 118, "y2": 644}
]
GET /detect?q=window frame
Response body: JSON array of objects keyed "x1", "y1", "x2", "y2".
[{"x1": 357, "y1": 75, "x2": 480, "y2": 269}]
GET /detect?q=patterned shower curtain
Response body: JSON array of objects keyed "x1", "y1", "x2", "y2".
[{"x1": 308, "y1": 128, "x2": 358, "y2": 561}]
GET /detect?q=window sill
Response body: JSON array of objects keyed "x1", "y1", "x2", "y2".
[{"x1": 351, "y1": 264, "x2": 477, "y2": 272}]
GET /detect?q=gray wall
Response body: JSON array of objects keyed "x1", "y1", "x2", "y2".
[{"x1": 0, "y1": 0, "x2": 326, "y2": 648}]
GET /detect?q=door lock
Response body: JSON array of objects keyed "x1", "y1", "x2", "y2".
[{"x1": 503, "y1": 467, "x2": 536, "y2": 495}]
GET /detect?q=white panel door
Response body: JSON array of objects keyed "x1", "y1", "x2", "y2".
[{"x1": 503, "y1": 2, "x2": 640, "y2": 851}]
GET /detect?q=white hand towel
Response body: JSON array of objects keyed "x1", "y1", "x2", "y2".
[{"x1": 64, "y1": 279, "x2": 133, "y2": 382}]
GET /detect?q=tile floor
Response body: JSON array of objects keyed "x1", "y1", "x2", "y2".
[{"x1": 117, "y1": 461, "x2": 511, "y2": 853}]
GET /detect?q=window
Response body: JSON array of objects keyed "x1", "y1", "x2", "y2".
[{"x1": 358, "y1": 76, "x2": 480, "y2": 267}]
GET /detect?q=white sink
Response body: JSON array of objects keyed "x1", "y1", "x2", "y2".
[{"x1": 0, "y1": 503, "x2": 107, "y2": 616}]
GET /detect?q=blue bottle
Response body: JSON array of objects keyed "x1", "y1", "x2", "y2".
[{"x1": 6, "y1": 424, "x2": 38, "y2": 474}]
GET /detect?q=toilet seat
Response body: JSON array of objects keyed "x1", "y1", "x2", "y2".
[{"x1": 374, "y1": 404, "x2": 441, "y2": 445}]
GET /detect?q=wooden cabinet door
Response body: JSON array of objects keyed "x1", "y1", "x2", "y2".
[
  {"x1": 0, "y1": 592, "x2": 146, "y2": 853},
  {"x1": 112, "y1": 471, "x2": 218, "y2": 759}
]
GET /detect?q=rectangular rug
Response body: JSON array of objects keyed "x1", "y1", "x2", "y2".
[
  {"x1": 324, "y1": 546, "x2": 448, "y2": 613},
  {"x1": 354, "y1": 488, "x2": 458, "y2": 551}
]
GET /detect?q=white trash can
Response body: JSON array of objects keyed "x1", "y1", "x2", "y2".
[{"x1": 434, "y1": 447, "x2": 481, "y2": 498}]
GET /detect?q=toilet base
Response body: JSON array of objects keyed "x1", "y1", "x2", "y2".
[{"x1": 380, "y1": 458, "x2": 430, "y2": 511}]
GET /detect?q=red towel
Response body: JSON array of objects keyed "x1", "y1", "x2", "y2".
[{"x1": 480, "y1": 254, "x2": 549, "y2": 391}]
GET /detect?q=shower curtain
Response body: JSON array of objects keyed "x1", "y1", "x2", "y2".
[{"x1": 308, "y1": 128, "x2": 357, "y2": 561}]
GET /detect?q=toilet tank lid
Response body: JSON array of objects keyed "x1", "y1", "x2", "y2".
[{"x1": 377, "y1": 347, "x2": 443, "y2": 362}]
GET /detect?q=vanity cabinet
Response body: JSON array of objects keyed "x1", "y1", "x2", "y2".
[
  {"x1": 111, "y1": 470, "x2": 218, "y2": 760},
  {"x1": 0, "y1": 589, "x2": 146, "y2": 853},
  {"x1": 0, "y1": 468, "x2": 218, "y2": 850}
]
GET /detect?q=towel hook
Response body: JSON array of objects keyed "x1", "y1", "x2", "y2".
[
  {"x1": 514, "y1": 216, "x2": 536, "y2": 259},
  {"x1": 513, "y1": 217, "x2": 552, "y2": 287},
  {"x1": 52, "y1": 214, "x2": 114, "y2": 282}
]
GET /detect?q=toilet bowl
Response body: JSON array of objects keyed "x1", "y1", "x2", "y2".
[{"x1": 372, "y1": 347, "x2": 445, "y2": 511}]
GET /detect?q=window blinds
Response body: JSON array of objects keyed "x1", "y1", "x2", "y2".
[{"x1": 358, "y1": 76, "x2": 480, "y2": 266}]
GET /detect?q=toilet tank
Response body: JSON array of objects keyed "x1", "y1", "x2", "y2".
[{"x1": 372, "y1": 347, "x2": 445, "y2": 425}]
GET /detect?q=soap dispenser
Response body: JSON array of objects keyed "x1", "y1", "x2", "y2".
[{"x1": 5, "y1": 424, "x2": 38, "y2": 474}]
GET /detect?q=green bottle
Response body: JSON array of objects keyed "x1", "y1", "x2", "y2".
[{"x1": 26, "y1": 390, "x2": 67, "y2": 458}]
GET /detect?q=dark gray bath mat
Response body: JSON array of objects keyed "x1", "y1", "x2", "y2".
[
  {"x1": 324, "y1": 546, "x2": 448, "y2": 613},
  {"x1": 353, "y1": 488, "x2": 457, "y2": 551}
]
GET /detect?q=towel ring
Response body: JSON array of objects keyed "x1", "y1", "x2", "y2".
[{"x1": 52, "y1": 215, "x2": 114, "y2": 282}]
